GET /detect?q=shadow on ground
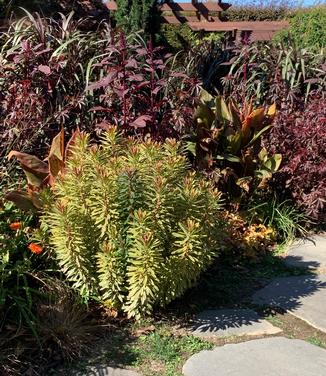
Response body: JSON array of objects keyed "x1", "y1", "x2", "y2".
[
  {"x1": 162, "y1": 253, "x2": 322, "y2": 333},
  {"x1": 187, "y1": 308, "x2": 276, "y2": 335},
  {"x1": 284, "y1": 256, "x2": 321, "y2": 270},
  {"x1": 55, "y1": 251, "x2": 326, "y2": 375}
]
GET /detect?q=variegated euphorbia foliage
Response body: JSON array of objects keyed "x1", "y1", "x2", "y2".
[
  {"x1": 5, "y1": 129, "x2": 79, "y2": 211},
  {"x1": 41, "y1": 128, "x2": 223, "y2": 318},
  {"x1": 189, "y1": 90, "x2": 282, "y2": 198}
]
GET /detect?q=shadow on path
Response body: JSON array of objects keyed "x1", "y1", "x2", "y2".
[
  {"x1": 284, "y1": 255, "x2": 321, "y2": 270},
  {"x1": 252, "y1": 274, "x2": 326, "y2": 312},
  {"x1": 166, "y1": 252, "x2": 325, "y2": 334}
]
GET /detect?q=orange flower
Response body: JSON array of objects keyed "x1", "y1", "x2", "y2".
[
  {"x1": 9, "y1": 222, "x2": 22, "y2": 231},
  {"x1": 28, "y1": 243, "x2": 43, "y2": 254}
]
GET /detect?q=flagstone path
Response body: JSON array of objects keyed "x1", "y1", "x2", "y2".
[
  {"x1": 252, "y1": 274, "x2": 326, "y2": 332},
  {"x1": 183, "y1": 337, "x2": 326, "y2": 376},
  {"x1": 284, "y1": 234, "x2": 326, "y2": 272},
  {"x1": 183, "y1": 233, "x2": 326, "y2": 376},
  {"x1": 189, "y1": 309, "x2": 281, "y2": 338},
  {"x1": 77, "y1": 366, "x2": 141, "y2": 376}
]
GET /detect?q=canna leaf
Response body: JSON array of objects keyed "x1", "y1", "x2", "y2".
[
  {"x1": 5, "y1": 191, "x2": 39, "y2": 212},
  {"x1": 236, "y1": 176, "x2": 252, "y2": 193},
  {"x1": 258, "y1": 147, "x2": 268, "y2": 162},
  {"x1": 215, "y1": 96, "x2": 231, "y2": 123},
  {"x1": 228, "y1": 100, "x2": 242, "y2": 129},
  {"x1": 186, "y1": 142, "x2": 197, "y2": 157},
  {"x1": 194, "y1": 104, "x2": 215, "y2": 128},
  {"x1": 48, "y1": 129, "x2": 65, "y2": 182},
  {"x1": 246, "y1": 108, "x2": 265, "y2": 130},
  {"x1": 7, "y1": 151, "x2": 48, "y2": 187},
  {"x1": 227, "y1": 133, "x2": 242, "y2": 155},
  {"x1": 199, "y1": 89, "x2": 214, "y2": 104},
  {"x1": 215, "y1": 154, "x2": 241, "y2": 163},
  {"x1": 245, "y1": 125, "x2": 272, "y2": 148},
  {"x1": 265, "y1": 153, "x2": 282, "y2": 172},
  {"x1": 65, "y1": 128, "x2": 81, "y2": 161},
  {"x1": 267, "y1": 103, "x2": 277, "y2": 119}
]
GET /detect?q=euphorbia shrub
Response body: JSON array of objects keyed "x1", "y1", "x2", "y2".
[
  {"x1": 265, "y1": 97, "x2": 326, "y2": 223},
  {"x1": 42, "y1": 128, "x2": 223, "y2": 318}
]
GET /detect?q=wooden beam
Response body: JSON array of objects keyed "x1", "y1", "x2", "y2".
[
  {"x1": 106, "y1": 1, "x2": 232, "y2": 14},
  {"x1": 161, "y1": 15, "x2": 181, "y2": 24},
  {"x1": 188, "y1": 20, "x2": 289, "y2": 33},
  {"x1": 161, "y1": 3, "x2": 197, "y2": 12}
]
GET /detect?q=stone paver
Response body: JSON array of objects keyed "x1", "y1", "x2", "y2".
[
  {"x1": 284, "y1": 234, "x2": 326, "y2": 272},
  {"x1": 76, "y1": 366, "x2": 141, "y2": 376},
  {"x1": 189, "y1": 309, "x2": 281, "y2": 338},
  {"x1": 252, "y1": 275, "x2": 326, "y2": 332},
  {"x1": 183, "y1": 337, "x2": 326, "y2": 376}
]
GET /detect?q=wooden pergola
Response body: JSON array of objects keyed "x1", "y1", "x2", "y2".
[{"x1": 105, "y1": 1, "x2": 289, "y2": 41}]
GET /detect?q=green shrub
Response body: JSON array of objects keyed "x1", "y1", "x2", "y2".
[
  {"x1": 222, "y1": 5, "x2": 292, "y2": 21},
  {"x1": 115, "y1": 0, "x2": 159, "y2": 36},
  {"x1": 159, "y1": 24, "x2": 197, "y2": 51},
  {"x1": 159, "y1": 24, "x2": 223, "y2": 51},
  {"x1": 276, "y1": 6, "x2": 326, "y2": 49},
  {"x1": 42, "y1": 128, "x2": 223, "y2": 318},
  {"x1": 0, "y1": 198, "x2": 40, "y2": 337}
]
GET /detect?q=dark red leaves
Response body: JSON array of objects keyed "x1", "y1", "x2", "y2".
[
  {"x1": 88, "y1": 71, "x2": 118, "y2": 90},
  {"x1": 265, "y1": 97, "x2": 326, "y2": 222},
  {"x1": 38, "y1": 65, "x2": 51, "y2": 75},
  {"x1": 87, "y1": 32, "x2": 199, "y2": 139},
  {"x1": 131, "y1": 115, "x2": 152, "y2": 129}
]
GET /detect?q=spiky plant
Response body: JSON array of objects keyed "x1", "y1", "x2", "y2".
[{"x1": 42, "y1": 128, "x2": 223, "y2": 318}]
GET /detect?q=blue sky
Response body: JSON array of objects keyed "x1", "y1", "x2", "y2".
[{"x1": 178, "y1": 0, "x2": 323, "y2": 6}]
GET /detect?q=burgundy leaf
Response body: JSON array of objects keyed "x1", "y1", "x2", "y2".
[
  {"x1": 35, "y1": 48, "x2": 52, "y2": 56},
  {"x1": 152, "y1": 59, "x2": 164, "y2": 65},
  {"x1": 13, "y1": 55, "x2": 23, "y2": 64},
  {"x1": 89, "y1": 106, "x2": 111, "y2": 112},
  {"x1": 131, "y1": 115, "x2": 152, "y2": 129},
  {"x1": 135, "y1": 81, "x2": 151, "y2": 90},
  {"x1": 21, "y1": 40, "x2": 30, "y2": 52},
  {"x1": 113, "y1": 88, "x2": 129, "y2": 98},
  {"x1": 136, "y1": 48, "x2": 148, "y2": 56},
  {"x1": 127, "y1": 74, "x2": 144, "y2": 82},
  {"x1": 152, "y1": 86, "x2": 163, "y2": 95},
  {"x1": 38, "y1": 65, "x2": 51, "y2": 75},
  {"x1": 304, "y1": 78, "x2": 320, "y2": 84},
  {"x1": 126, "y1": 59, "x2": 138, "y2": 68},
  {"x1": 88, "y1": 71, "x2": 117, "y2": 90},
  {"x1": 96, "y1": 121, "x2": 112, "y2": 130},
  {"x1": 170, "y1": 72, "x2": 188, "y2": 78}
]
